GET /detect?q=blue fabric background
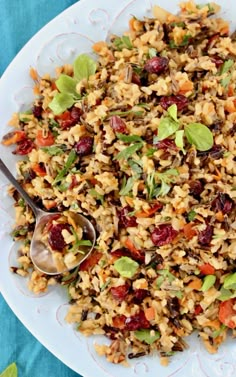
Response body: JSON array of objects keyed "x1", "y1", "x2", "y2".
[{"x1": 0, "y1": 1, "x2": 83, "y2": 375}]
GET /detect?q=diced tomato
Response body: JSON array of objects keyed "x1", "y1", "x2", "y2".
[
  {"x1": 79, "y1": 251, "x2": 102, "y2": 271},
  {"x1": 219, "y1": 298, "x2": 236, "y2": 329},
  {"x1": 199, "y1": 263, "x2": 215, "y2": 275},
  {"x1": 35, "y1": 130, "x2": 54, "y2": 147},
  {"x1": 1, "y1": 130, "x2": 26, "y2": 146}
]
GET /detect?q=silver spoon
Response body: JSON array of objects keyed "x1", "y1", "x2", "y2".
[{"x1": 0, "y1": 158, "x2": 96, "y2": 275}]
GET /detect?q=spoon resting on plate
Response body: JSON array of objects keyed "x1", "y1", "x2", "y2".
[{"x1": 0, "y1": 158, "x2": 96, "y2": 275}]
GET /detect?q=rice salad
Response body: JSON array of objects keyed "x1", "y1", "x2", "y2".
[{"x1": 2, "y1": 0, "x2": 236, "y2": 366}]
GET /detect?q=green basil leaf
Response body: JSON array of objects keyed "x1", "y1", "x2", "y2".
[
  {"x1": 167, "y1": 104, "x2": 178, "y2": 122},
  {"x1": 158, "y1": 117, "x2": 179, "y2": 140},
  {"x1": 114, "y1": 256, "x2": 139, "y2": 278},
  {"x1": 221, "y1": 75, "x2": 231, "y2": 88},
  {"x1": 119, "y1": 176, "x2": 136, "y2": 196},
  {"x1": 116, "y1": 133, "x2": 144, "y2": 143},
  {"x1": 184, "y1": 123, "x2": 213, "y2": 151},
  {"x1": 53, "y1": 149, "x2": 77, "y2": 184},
  {"x1": 55, "y1": 74, "x2": 78, "y2": 96},
  {"x1": 41, "y1": 145, "x2": 67, "y2": 156},
  {"x1": 0, "y1": 363, "x2": 17, "y2": 377},
  {"x1": 219, "y1": 59, "x2": 234, "y2": 75},
  {"x1": 114, "y1": 142, "x2": 143, "y2": 160},
  {"x1": 175, "y1": 130, "x2": 185, "y2": 154},
  {"x1": 73, "y1": 54, "x2": 97, "y2": 82},
  {"x1": 113, "y1": 36, "x2": 133, "y2": 50},
  {"x1": 158, "y1": 180, "x2": 171, "y2": 197},
  {"x1": 49, "y1": 93, "x2": 75, "y2": 115},
  {"x1": 134, "y1": 329, "x2": 160, "y2": 345}
]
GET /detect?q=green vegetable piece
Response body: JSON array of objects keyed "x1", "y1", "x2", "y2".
[
  {"x1": 218, "y1": 287, "x2": 236, "y2": 301},
  {"x1": 114, "y1": 142, "x2": 143, "y2": 160},
  {"x1": 55, "y1": 74, "x2": 78, "y2": 97},
  {"x1": 134, "y1": 329, "x2": 160, "y2": 345},
  {"x1": 128, "y1": 159, "x2": 143, "y2": 175},
  {"x1": 89, "y1": 188, "x2": 104, "y2": 204},
  {"x1": 119, "y1": 176, "x2": 136, "y2": 196},
  {"x1": 113, "y1": 36, "x2": 133, "y2": 50},
  {"x1": 49, "y1": 93, "x2": 75, "y2": 115},
  {"x1": 158, "y1": 117, "x2": 179, "y2": 141},
  {"x1": 157, "y1": 269, "x2": 176, "y2": 282},
  {"x1": 156, "y1": 168, "x2": 179, "y2": 181},
  {"x1": 53, "y1": 149, "x2": 77, "y2": 184},
  {"x1": 184, "y1": 123, "x2": 213, "y2": 151},
  {"x1": 158, "y1": 180, "x2": 171, "y2": 197},
  {"x1": 175, "y1": 130, "x2": 185, "y2": 154},
  {"x1": 145, "y1": 148, "x2": 156, "y2": 157},
  {"x1": 100, "y1": 278, "x2": 111, "y2": 291},
  {"x1": 116, "y1": 133, "x2": 144, "y2": 143},
  {"x1": 201, "y1": 274, "x2": 216, "y2": 292},
  {"x1": 114, "y1": 256, "x2": 139, "y2": 278},
  {"x1": 219, "y1": 59, "x2": 234, "y2": 75},
  {"x1": 212, "y1": 324, "x2": 226, "y2": 338},
  {"x1": 180, "y1": 34, "x2": 192, "y2": 46},
  {"x1": 149, "y1": 48, "x2": 157, "y2": 58},
  {"x1": 73, "y1": 54, "x2": 97, "y2": 82},
  {"x1": 0, "y1": 363, "x2": 17, "y2": 377},
  {"x1": 187, "y1": 210, "x2": 197, "y2": 222},
  {"x1": 167, "y1": 104, "x2": 178, "y2": 122},
  {"x1": 41, "y1": 145, "x2": 67, "y2": 156},
  {"x1": 223, "y1": 273, "x2": 236, "y2": 290},
  {"x1": 221, "y1": 75, "x2": 231, "y2": 88}
]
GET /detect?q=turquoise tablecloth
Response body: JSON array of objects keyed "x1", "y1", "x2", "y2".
[{"x1": 0, "y1": 1, "x2": 82, "y2": 376}]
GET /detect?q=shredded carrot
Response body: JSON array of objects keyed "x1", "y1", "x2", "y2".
[
  {"x1": 179, "y1": 80, "x2": 193, "y2": 94},
  {"x1": 29, "y1": 67, "x2": 39, "y2": 81},
  {"x1": 44, "y1": 201, "x2": 57, "y2": 210},
  {"x1": 183, "y1": 223, "x2": 197, "y2": 240},
  {"x1": 144, "y1": 307, "x2": 155, "y2": 321},
  {"x1": 212, "y1": 167, "x2": 222, "y2": 181},
  {"x1": 187, "y1": 278, "x2": 202, "y2": 290},
  {"x1": 125, "y1": 238, "x2": 139, "y2": 254},
  {"x1": 205, "y1": 319, "x2": 221, "y2": 330},
  {"x1": 135, "y1": 202, "x2": 162, "y2": 218},
  {"x1": 228, "y1": 85, "x2": 234, "y2": 97}
]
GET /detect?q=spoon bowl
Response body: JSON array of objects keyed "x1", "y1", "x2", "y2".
[{"x1": 0, "y1": 158, "x2": 96, "y2": 275}]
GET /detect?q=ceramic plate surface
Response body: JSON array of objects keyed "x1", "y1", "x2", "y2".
[{"x1": 0, "y1": 0, "x2": 235, "y2": 376}]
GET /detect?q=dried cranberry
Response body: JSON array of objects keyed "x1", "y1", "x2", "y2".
[
  {"x1": 211, "y1": 55, "x2": 224, "y2": 68},
  {"x1": 154, "y1": 138, "x2": 177, "y2": 151},
  {"x1": 131, "y1": 72, "x2": 142, "y2": 86},
  {"x1": 110, "y1": 284, "x2": 130, "y2": 302},
  {"x1": 133, "y1": 289, "x2": 149, "y2": 304},
  {"x1": 48, "y1": 223, "x2": 71, "y2": 251},
  {"x1": 198, "y1": 224, "x2": 213, "y2": 246},
  {"x1": 119, "y1": 206, "x2": 137, "y2": 228},
  {"x1": 74, "y1": 136, "x2": 93, "y2": 156},
  {"x1": 211, "y1": 193, "x2": 234, "y2": 215},
  {"x1": 144, "y1": 57, "x2": 169, "y2": 74},
  {"x1": 125, "y1": 310, "x2": 150, "y2": 331},
  {"x1": 12, "y1": 139, "x2": 34, "y2": 155},
  {"x1": 159, "y1": 94, "x2": 188, "y2": 111},
  {"x1": 151, "y1": 224, "x2": 178, "y2": 246},
  {"x1": 32, "y1": 104, "x2": 43, "y2": 118},
  {"x1": 205, "y1": 34, "x2": 220, "y2": 51},
  {"x1": 70, "y1": 106, "x2": 82, "y2": 121},
  {"x1": 110, "y1": 115, "x2": 128, "y2": 134},
  {"x1": 189, "y1": 180, "x2": 204, "y2": 198},
  {"x1": 110, "y1": 249, "x2": 130, "y2": 258}
]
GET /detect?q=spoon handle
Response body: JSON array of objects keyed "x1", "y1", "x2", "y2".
[{"x1": 0, "y1": 158, "x2": 41, "y2": 217}]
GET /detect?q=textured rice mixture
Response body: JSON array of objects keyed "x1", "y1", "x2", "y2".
[{"x1": 2, "y1": 1, "x2": 236, "y2": 366}]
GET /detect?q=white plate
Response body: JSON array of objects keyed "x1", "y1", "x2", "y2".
[{"x1": 0, "y1": 0, "x2": 236, "y2": 376}]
